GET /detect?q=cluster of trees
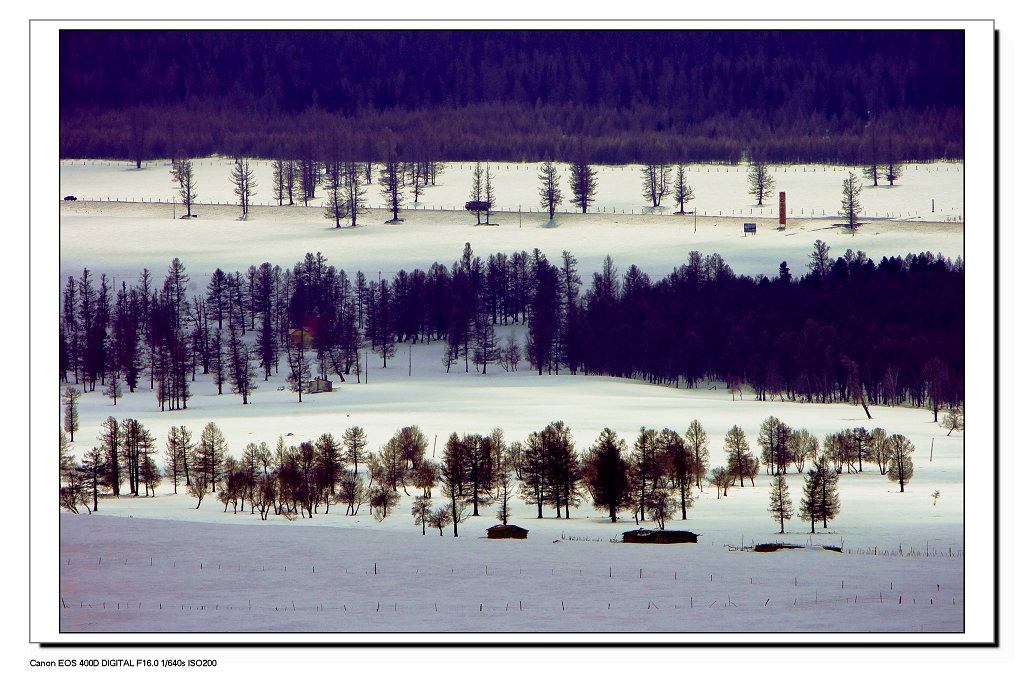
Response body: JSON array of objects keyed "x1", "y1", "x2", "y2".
[
  {"x1": 171, "y1": 153, "x2": 696, "y2": 226},
  {"x1": 59, "y1": 415, "x2": 918, "y2": 535},
  {"x1": 59, "y1": 31, "x2": 964, "y2": 164},
  {"x1": 60, "y1": 242, "x2": 964, "y2": 416},
  {"x1": 59, "y1": 417, "x2": 161, "y2": 513},
  {"x1": 169, "y1": 154, "x2": 445, "y2": 224}
]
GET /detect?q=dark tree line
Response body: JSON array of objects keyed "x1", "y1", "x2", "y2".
[
  {"x1": 59, "y1": 31, "x2": 964, "y2": 164},
  {"x1": 61, "y1": 244, "x2": 963, "y2": 415}
]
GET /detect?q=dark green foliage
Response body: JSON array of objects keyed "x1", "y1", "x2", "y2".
[
  {"x1": 583, "y1": 428, "x2": 632, "y2": 522},
  {"x1": 798, "y1": 457, "x2": 840, "y2": 532}
]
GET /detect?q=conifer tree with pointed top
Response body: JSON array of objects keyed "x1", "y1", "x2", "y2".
[
  {"x1": 767, "y1": 473, "x2": 793, "y2": 533},
  {"x1": 747, "y1": 159, "x2": 775, "y2": 206},
  {"x1": 538, "y1": 161, "x2": 562, "y2": 220}
]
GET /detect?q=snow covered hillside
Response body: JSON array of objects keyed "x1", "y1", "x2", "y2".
[
  {"x1": 56, "y1": 337, "x2": 967, "y2": 637},
  {"x1": 49, "y1": 158, "x2": 974, "y2": 640}
]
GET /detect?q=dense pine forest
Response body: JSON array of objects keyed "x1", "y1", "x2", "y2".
[
  {"x1": 59, "y1": 243, "x2": 965, "y2": 416},
  {"x1": 58, "y1": 30, "x2": 965, "y2": 164}
]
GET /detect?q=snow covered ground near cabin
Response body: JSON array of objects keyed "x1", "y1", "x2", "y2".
[
  {"x1": 51, "y1": 159, "x2": 969, "y2": 638},
  {"x1": 57, "y1": 158, "x2": 964, "y2": 289},
  {"x1": 57, "y1": 340, "x2": 966, "y2": 637}
]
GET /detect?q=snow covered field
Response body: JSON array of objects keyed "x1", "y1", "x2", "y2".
[
  {"x1": 48, "y1": 158, "x2": 977, "y2": 641},
  {"x1": 57, "y1": 158, "x2": 964, "y2": 288},
  {"x1": 56, "y1": 339, "x2": 966, "y2": 639}
]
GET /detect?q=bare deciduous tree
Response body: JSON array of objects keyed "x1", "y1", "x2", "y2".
[{"x1": 747, "y1": 160, "x2": 775, "y2": 206}]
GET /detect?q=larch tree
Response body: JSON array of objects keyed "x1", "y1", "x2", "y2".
[
  {"x1": 922, "y1": 356, "x2": 949, "y2": 423},
  {"x1": 519, "y1": 429, "x2": 549, "y2": 518},
  {"x1": 645, "y1": 489, "x2": 678, "y2": 530},
  {"x1": 59, "y1": 428, "x2": 75, "y2": 486},
  {"x1": 227, "y1": 324, "x2": 257, "y2": 404},
  {"x1": 322, "y1": 159, "x2": 347, "y2": 229},
  {"x1": 492, "y1": 445, "x2": 515, "y2": 525},
  {"x1": 673, "y1": 164, "x2": 695, "y2": 214},
  {"x1": 296, "y1": 158, "x2": 318, "y2": 206},
  {"x1": 99, "y1": 416, "x2": 123, "y2": 497},
  {"x1": 343, "y1": 425, "x2": 368, "y2": 475},
  {"x1": 284, "y1": 160, "x2": 297, "y2": 205},
  {"x1": 839, "y1": 171, "x2": 862, "y2": 233},
  {"x1": 942, "y1": 405, "x2": 964, "y2": 436},
  {"x1": 869, "y1": 427, "x2": 890, "y2": 474},
  {"x1": 411, "y1": 496, "x2": 431, "y2": 535},
  {"x1": 538, "y1": 161, "x2": 562, "y2": 220},
  {"x1": 723, "y1": 424, "x2": 751, "y2": 486},
  {"x1": 379, "y1": 153, "x2": 404, "y2": 223},
  {"x1": 746, "y1": 159, "x2": 775, "y2": 206},
  {"x1": 861, "y1": 118, "x2": 881, "y2": 187},
  {"x1": 483, "y1": 163, "x2": 496, "y2": 225},
  {"x1": 798, "y1": 456, "x2": 840, "y2": 532},
  {"x1": 657, "y1": 428, "x2": 694, "y2": 520},
  {"x1": 272, "y1": 159, "x2": 287, "y2": 205},
  {"x1": 343, "y1": 160, "x2": 367, "y2": 227},
  {"x1": 164, "y1": 425, "x2": 194, "y2": 493},
  {"x1": 684, "y1": 420, "x2": 710, "y2": 490},
  {"x1": 707, "y1": 466, "x2": 732, "y2": 499},
  {"x1": 471, "y1": 309, "x2": 500, "y2": 374},
  {"x1": 439, "y1": 432, "x2": 468, "y2": 537},
  {"x1": 231, "y1": 157, "x2": 256, "y2": 219},
  {"x1": 640, "y1": 163, "x2": 670, "y2": 207},
  {"x1": 173, "y1": 159, "x2": 198, "y2": 218},
  {"x1": 568, "y1": 156, "x2": 597, "y2": 214},
  {"x1": 807, "y1": 239, "x2": 834, "y2": 279},
  {"x1": 583, "y1": 428, "x2": 631, "y2": 523},
  {"x1": 195, "y1": 421, "x2": 228, "y2": 493},
  {"x1": 468, "y1": 162, "x2": 485, "y2": 224},
  {"x1": 462, "y1": 433, "x2": 495, "y2": 516},
  {"x1": 428, "y1": 504, "x2": 453, "y2": 536},
  {"x1": 886, "y1": 434, "x2": 915, "y2": 492},
  {"x1": 78, "y1": 447, "x2": 104, "y2": 512},
  {"x1": 630, "y1": 427, "x2": 659, "y2": 522},
  {"x1": 767, "y1": 473, "x2": 793, "y2": 533},
  {"x1": 103, "y1": 374, "x2": 123, "y2": 406},
  {"x1": 539, "y1": 420, "x2": 582, "y2": 519},
  {"x1": 884, "y1": 136, "x2": 904, "y2": 186},
  {"x1": 210, "y1": 328, "x2": 226, "y2": 395},
  {"x1": 62, "y1": 386, "x2": 81, "y2": 442},
  {"x1": 285, "y1": 331, "x2": 311, "y2": 402}
]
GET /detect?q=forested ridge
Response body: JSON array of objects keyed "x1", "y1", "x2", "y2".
[
  {"x1": 59, "y1": 242, "x2": 964, "y2": 415},
  {"x1": 59, "y1": 30, "x2": 964, "y2": 164}
]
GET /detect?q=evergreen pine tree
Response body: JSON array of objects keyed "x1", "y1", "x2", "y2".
[
  {"x1": 767, "y1": 473, "x2": 793, "y2": 533},
  {"x1": 538, "y1": 161, "x2": 562, "y2": 220},
  {"x1": 583, "y1": 428, "x2": 631, "y2": 522}
]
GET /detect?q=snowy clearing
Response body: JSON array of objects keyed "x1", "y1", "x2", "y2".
[{"x1": 57, "y1": 158, "x2": 964, "y2": 288}]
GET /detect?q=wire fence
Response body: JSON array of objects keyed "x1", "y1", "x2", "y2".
[{"x1": 59, "y1": 197, "x2": 964, "y2": 222}]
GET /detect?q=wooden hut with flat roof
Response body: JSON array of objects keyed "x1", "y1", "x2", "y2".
[{"x1": 486, "y1": 524, "x2": 528, "y2": 539}]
